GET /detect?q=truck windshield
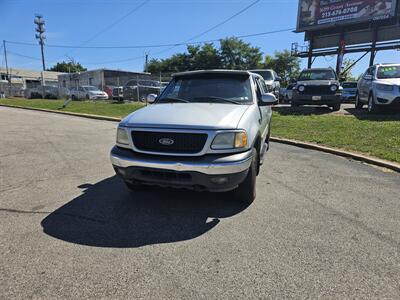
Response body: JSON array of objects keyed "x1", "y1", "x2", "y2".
[
  {"x1": 298, "y1": 70, "x2": 336, "y2": 81},
  {"x1": 158, "y1": 75, "x2": 253, "y2": 104},
  {"x1": 377, "y1": 66, "x2": 400, "y2": 79},
  {"x1": 251, "y1": 70, "x2": 273, "y2": 81}
]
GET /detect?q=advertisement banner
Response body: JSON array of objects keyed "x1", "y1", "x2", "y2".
[{"x1": 297, "y1": 0, "x2": 398, "y2": 31}]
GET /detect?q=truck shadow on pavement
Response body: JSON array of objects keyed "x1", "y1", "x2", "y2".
[{"x1": 41, "y1": 176, "x2": 248, "y2": 248}]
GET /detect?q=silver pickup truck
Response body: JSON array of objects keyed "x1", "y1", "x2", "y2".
[{"x1": 110, "y1": 70, "x2": 276, "y2": 204}]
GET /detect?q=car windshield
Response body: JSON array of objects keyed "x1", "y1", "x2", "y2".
[
  {"x1": 377, "y1": 66, "x2": 400, "y2": 79},
  {"x1": 342, "y1": 82, "x2": 357, "y2": 88},
  {"x1": 83, "y1": 86, "x2": 98, "y2": 91},
  {"x1": 158, "y1": 75, "x2": 253, "y2": 104},
  {"x1": 298, "y1": 70, "x2": 336, "y2": 81},
  {"x1": 251, "y1": 70, "x2": 273, "y2": 81}
]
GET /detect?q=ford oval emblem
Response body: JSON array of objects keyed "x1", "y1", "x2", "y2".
[{"x1": 158, "y1": 138, "x2": 175, "y2": 146}]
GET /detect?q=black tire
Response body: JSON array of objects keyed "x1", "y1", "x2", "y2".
[
  {"x1": 367, "y1": 93, "x2": 378, "y2": 113},
  {"x1": 233, "y1": 148, "x2": 257, "y2": 204},
  {"x1": 124, "y1": 180, "x2": 145, "y2": 192},
  {"x1": 71, "y1": 95, "x2": 76, "y2": 101},
  {"x1": 86, "y1": 94, "x2": 90, "y2": 100},
  {"x1": 332, "y1": 103, "x2": 341, "y2": 111},
  {"x1": 355, "y1": 92, "x2": 363, "y2": 109}
]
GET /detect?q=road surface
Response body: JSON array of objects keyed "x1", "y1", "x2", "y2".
[{"x1": 1, "y1": 107, "x2": 399, "y2": 299}]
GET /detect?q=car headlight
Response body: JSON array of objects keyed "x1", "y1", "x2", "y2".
[
  {"x1": 266, "y1": 84, "x2": 273, "y2": 92},
  {"x1": 376, "y1": 84, "x2": 394, "y2": 91},
  {"x1": 330, "y1": 85, "x2": 338, "y2": 92},
  {"x1": 211, "y1": 132, "x2": 248, "y2": 150},
  {"x1": 116, "y1": 127, "x2": 129, "y2": 145},
  {"x1": 297, "y1": 85, "x2": 305, "y2": 92}
]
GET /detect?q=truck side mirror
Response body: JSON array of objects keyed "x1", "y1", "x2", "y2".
[{"x1": 260, "y1": 93, "x2": 278, "y2": 106}]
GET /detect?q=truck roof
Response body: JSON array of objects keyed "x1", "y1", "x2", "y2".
[{"x1": 173, "y1": 69, "x2": 251, "y2": 77}]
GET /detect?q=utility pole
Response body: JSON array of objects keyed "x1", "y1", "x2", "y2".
[
  {"x1": 144, "y1": 53, "x2": 149, "y2": 73},
  {"x1": 3, "y1": 40, "x2": 11, "y2": 96},
  {"x1": 34, "y1": 14, "x2": 46, "y2": 93},
  {"x1": 34, "y1": 15, "x2": 46, "y2": 71}
]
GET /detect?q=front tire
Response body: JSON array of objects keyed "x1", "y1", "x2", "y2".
[
  {"x1": 332, "y1": 103, "x2": 341, "y2": 111},
  {"x1": 124, "y1": 180, "x2": 145, "y2": 192},
  {"x1": 233, "y1": 148, "x2": 257, "y2": 204},
  {"x1": 355, "y1": 93, "x2": 363, "y2": 109},
  {"x1": 368, "y1": 93, "x2": 378, "y2": 113}
]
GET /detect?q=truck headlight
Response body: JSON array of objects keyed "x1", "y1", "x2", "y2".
[
  {"x1": 211, "y1": 132, "x2": 248, "y2": 150},
  {"x1": 298, "y1": 85, "x2": 305, "y2": 92},
  {"x1": 376, "y1": 84, "x2": 394, "y2": 91},
  {"x1": 116, "y1": 127, "x2": 129, "y2": 145},
  {"x1": 330, "y1": 85, "x2": 338, "y2": 92}
]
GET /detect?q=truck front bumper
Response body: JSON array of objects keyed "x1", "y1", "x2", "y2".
[
  {"x1": 292, "y1": 94, "x2": 341, "y2": 105},
  {"x1": 110, "y1": 146, "x2": 253, "y2": 192}
]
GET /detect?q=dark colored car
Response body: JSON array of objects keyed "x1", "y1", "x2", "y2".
[{"x1": 291, "y1": 68, "x2": 342, "y2": 111}]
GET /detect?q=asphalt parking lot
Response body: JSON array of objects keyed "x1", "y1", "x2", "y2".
[{"x1": 1, "y1": 106, "x2": 400, "y2": 299}]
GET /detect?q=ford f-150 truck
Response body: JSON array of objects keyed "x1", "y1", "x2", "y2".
[{"x1": 110, "y1": 70, "x2": 277, "y2": 204}]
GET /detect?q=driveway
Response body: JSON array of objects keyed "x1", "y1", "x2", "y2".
[{"x1": 1, "y1": 107, "x2": 399, "y2": 299}]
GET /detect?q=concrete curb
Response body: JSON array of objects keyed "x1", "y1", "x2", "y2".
[
  {"x1": 1, "y1": 104, "x2": 399, "y2": 173},
  {"x1": 0, "y1": 104, "x2": 121, "y2": 122},
  {"x1": 270, "y1": 137, "x2": 400, "y2": 173}
]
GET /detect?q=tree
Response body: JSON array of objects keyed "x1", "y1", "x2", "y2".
[
  {"x1": 341, "y1": 59, "x2": 357, "y2": 81},
  {"x1": 219, "y1": 37, "x2": 263, "y2": 70},
  {"x1": 146, "y1": 37, "x2": 263, "y2": 73},
  {"x1": 262, "y1": 50, "x2": 300, "y2": 86},
  {"x1": 47, "y1": 60, "x2": 87, "y2": 73}
]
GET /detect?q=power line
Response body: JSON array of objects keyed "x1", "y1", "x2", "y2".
[
  {"x1": 77, "y1": 0, "x2": 151, "y2": 46},
  {"x1": 184, "y1": 0, "x2": 261, "y2": 43},
  {"x1": 5, "y1": 28, "x2": 295, "y2": 66},
  {"x1": 5, "y1": 28, "x2": 294, "y2": 50}
]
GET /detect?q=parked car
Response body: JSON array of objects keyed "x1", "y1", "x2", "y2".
[
  {"x1": 123, "y1": 79, "x2": 161, "y2": 102},
  {"x1": 25, "y1": 85, "x2": 59, "y2": 99},
  {"x1": 341, "y1": 82, "x2": 358, "y2": 102},
  {"x1": 249, "y1": 69, "x2": 281, "y2": 98},
  {"x1": 110, "y1": 70, "x2": 277, "y2": 204},
  {"x1": 291, "y1": 68, "x2": 342, "y2": 111},
  {"x1": 70, "y1": 85, "x2": 109, "y2": 100},
  {"x1": 356, "y1": 64, "x2": 400, "y2": 112}
]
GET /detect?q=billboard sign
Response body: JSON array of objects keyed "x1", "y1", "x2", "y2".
[{"x1": 297, "y1": 0, "x2": 398, "y2": 32}]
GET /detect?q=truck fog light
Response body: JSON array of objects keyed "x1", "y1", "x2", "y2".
[{"x1": 211, "y1": 177, "x2": 229, "y2": 185}]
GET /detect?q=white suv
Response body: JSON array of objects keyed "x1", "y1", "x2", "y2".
[{"x1": 356, "y1": 64, "x2": 400, "y2": 113}]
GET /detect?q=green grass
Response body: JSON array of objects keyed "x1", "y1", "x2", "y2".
[
  {"x1": 0, "y1": 98, "x2": 144, "y2": 119},
  {"x1": 272, "y1": 111, "x2": 400, "y2": 163},
  {"x1": 1, "y1": 98, "x2": 399, "y2": 163}
]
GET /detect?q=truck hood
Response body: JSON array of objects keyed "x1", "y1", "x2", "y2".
[
  {"x1": 122, "y1": 103, "x2": 251, "y2": 130},
  {"x1": 297, "y1": 80, "x2": 338, "y2": 86}
]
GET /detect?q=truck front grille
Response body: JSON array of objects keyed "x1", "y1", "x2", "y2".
[
  {"x1": 131, "y1": 131, "x2": 208, "y2": 154},
  {"x1": 301, "y1": 86, "x2": 335, "y2": 95}
]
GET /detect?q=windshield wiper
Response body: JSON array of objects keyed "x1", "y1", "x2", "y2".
[
  {"x1": 158, "y1": 97, "x2": 190, "y2": 103},
  {"x1": 192, "y1": 96, "x2": 242, "y2": 105}
]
